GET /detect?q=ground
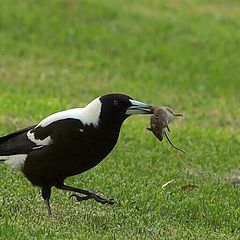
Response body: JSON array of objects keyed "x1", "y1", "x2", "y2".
[{"x1": 0, "y1": 0, "x2": 239, "y2": 239}]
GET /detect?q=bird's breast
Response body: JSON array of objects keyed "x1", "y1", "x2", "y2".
[{"x1": 56, "y1": 128, "x2": 120, "y2": 176}]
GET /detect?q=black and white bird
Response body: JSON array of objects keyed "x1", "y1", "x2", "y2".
[{"x1": 0, "y1": 93, "x2": 152, "y2": 215}]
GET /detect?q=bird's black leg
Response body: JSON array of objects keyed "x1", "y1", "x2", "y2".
[
  {"x1": 56, "y1": 184, "x2": 116, "y2": 205},
  {"x1": 42, "y1": 186, "x2": 52, "y2": 216}
]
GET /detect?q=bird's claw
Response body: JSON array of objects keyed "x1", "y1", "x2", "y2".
[{"x1": 70, "y1": 193, "x2": 116, "y2": 205}]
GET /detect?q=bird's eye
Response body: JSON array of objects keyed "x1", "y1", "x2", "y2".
[{"x1": 113, "y1": 100, "x2": 119, "y2": 106}]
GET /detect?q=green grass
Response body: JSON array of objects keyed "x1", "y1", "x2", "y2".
[{"x1": 0, "y1": 0, "x2": 240, "y2": 239}]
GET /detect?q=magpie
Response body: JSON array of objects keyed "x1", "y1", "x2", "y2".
[{"x1": 0, "y1": 93, "x2": 152, "y2": 215}]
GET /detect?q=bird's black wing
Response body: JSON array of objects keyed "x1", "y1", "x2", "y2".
[
  {"x1": 0, "y1": 125, "x2": 36, "y2": 144},
  {"x1": 29, "y1": 118, "x2": 85, "y2": 146},
  {"x1": 0, "y1": 118, "x2": 84, "y2": 156},
  {"x1": 0, "y1": 125, "x2": 37, "y2": 155},
  {"x1": 0, "y1": 106, "x2": 90, "y2": 157}
]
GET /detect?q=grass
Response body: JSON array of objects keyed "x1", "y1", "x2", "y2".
[{"x1": 0, "y1": 0, "x2": 240, "y2": 239}]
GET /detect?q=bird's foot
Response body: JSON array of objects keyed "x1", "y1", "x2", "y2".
[{"x1": 70, "y1": 193, "x2": 116, "y2": 205}]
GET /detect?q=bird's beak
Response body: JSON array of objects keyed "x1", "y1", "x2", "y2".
[{"x1": 126, "y1": 100, "x2": 153, "y2": 115}]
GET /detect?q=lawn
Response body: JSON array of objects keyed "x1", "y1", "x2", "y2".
[{"x1": 0, "y1": 0, "x2": 239, "y2": 239}]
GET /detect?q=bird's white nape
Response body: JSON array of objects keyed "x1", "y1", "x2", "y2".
[
  {"x1": 0, "y1": 154, "x2": 28, "y2": 171},
  {"x1": 80, "y1": 97, "x2": 102, "y2": 127},
  {"x1": 34, "y1": 97, "x2": 102, "y2": 129}
]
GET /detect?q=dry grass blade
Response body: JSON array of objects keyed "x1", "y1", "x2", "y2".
[{"x1": 161, "y1": 179, "x2": 175, "y2": 189}]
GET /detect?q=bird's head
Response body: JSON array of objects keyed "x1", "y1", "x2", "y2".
[
  {"x1": 101, "y1": 92, "x2": 152, "y2": 116},
  {"x1": 84, "y1": 93, "x2": 152, "y2": 129},
  {"x1": 99, "y1": 93, "x2": 152, "y2": 125}
]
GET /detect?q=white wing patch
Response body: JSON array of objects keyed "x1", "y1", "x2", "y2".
[
  {"x1": 32, "y1": 145, "x2": 44, "y2": 150},
  {"x1": 27, "y1": 131, "x2": 53, "y2": 146},
  {"x1": 0, "y1": 154, "x2": 27, "y2": 171}
]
